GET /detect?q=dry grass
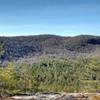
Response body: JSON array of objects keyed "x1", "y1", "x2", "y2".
[{"x1": 89, "y1": 95, "x2": 100, "y2": 100}]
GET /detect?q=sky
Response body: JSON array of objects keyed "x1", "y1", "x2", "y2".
[{"x1": 0, "y1": 0, "x2": 100, "y2": 36}]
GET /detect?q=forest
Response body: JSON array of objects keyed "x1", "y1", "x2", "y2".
[
  {"x1": 0, "y1": 36, "x2": 100, "y2": 98},
  {"x1": 0, "y1": 57, "x2": 100, "y2": 95},
  {"x1": 1, "y1": 35, "x2": 100, "y2": 61}
]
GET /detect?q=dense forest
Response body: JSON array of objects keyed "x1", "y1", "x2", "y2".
[
  {"x1": 0, "y1": 39, "x2": 100, "y2": 96},
  {"x1": 0, "y1": 35, "x2": 100, "y2": 61},
  {"x1": 0, "y1": 57, "x2": 100, "y2": 95}
]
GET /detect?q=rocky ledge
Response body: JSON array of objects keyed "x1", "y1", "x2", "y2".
[{"x1": 9, "y1": 93, "x2": 100, "y2": 100}]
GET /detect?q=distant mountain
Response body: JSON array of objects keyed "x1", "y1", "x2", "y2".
[{"x1": 0, "y1": 35, "x2": 100, "y2": 61}]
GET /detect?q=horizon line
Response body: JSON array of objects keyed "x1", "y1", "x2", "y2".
[{"x1": 0, "y1": 33, "x2": 100, "y2": 37}]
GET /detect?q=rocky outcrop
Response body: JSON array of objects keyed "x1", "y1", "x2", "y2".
[{"x1": 10, "y1": 93, "x2": 100, "y2": 100}]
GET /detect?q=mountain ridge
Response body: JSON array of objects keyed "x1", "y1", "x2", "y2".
[{"x1": 0, "y1": 34, "x2": 100, "y2": 61}]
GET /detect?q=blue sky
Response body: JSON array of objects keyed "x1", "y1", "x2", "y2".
[{"x1": 0, "y1": 0, "x2": 100, "y2": 36}]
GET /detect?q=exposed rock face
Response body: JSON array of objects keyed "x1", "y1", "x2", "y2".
[{"x1": 10, "y1": 93, "x2": 100, "y2": 100}]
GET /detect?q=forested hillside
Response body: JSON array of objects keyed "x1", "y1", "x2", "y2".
[
  {"x1": 0, "y1": 35, "x2": 100, "y2": 61},
  {"x1": 0, "y1": 35, "x2": 100, "y2": 99}
]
